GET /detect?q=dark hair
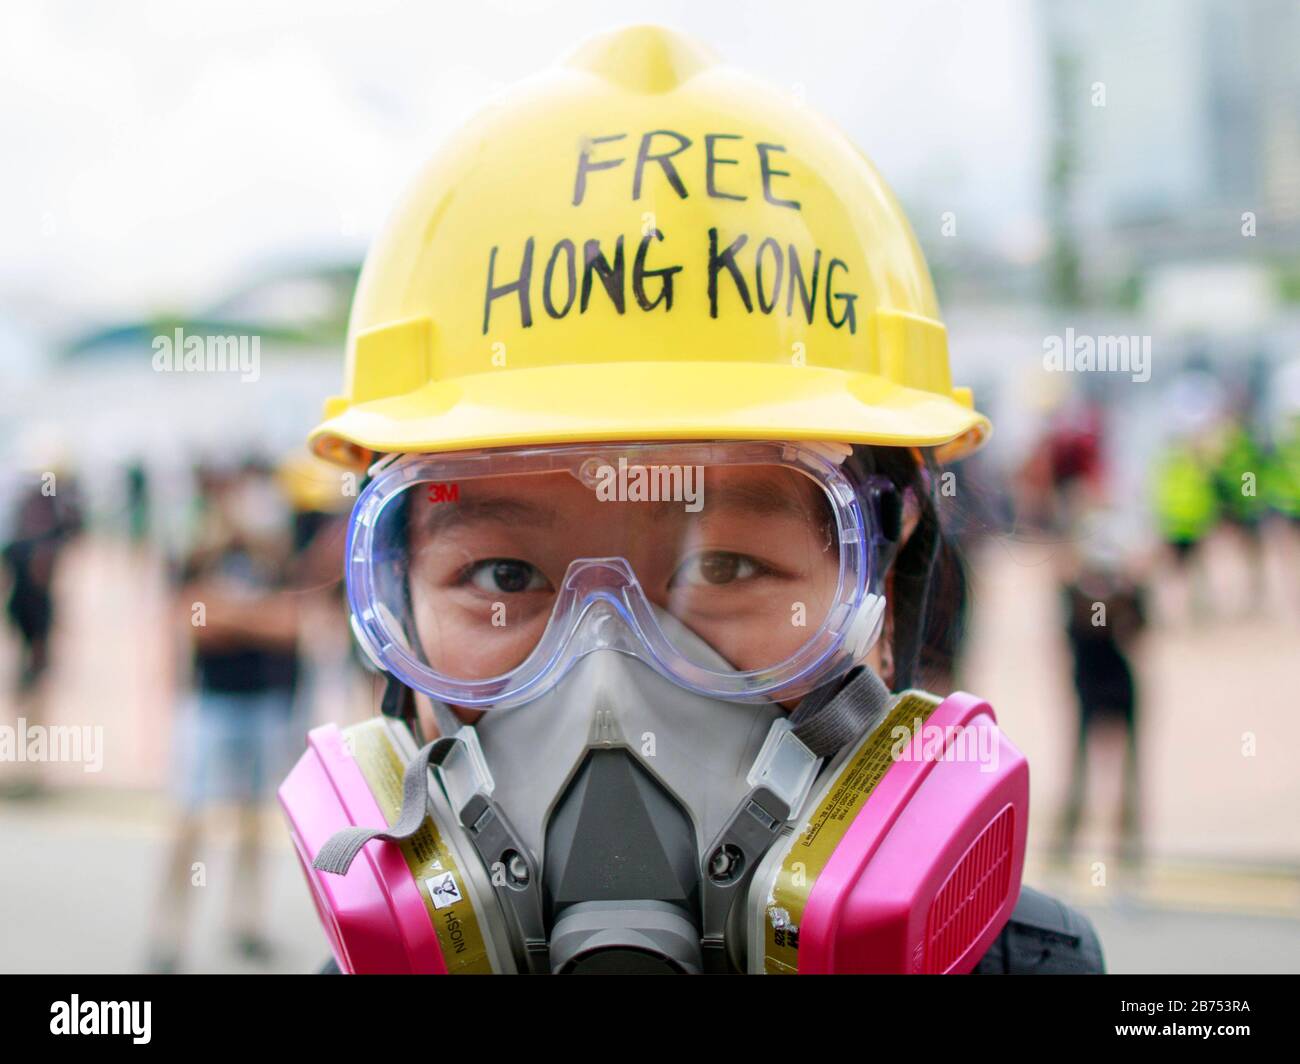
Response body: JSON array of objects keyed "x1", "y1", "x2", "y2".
[{"x1": 848, "y1": 445, "x2": 963, "y2": 691}]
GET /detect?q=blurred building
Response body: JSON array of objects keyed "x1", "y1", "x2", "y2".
[
  {"x1": 1041, "y1": 0, "x2": 1300, "y2": 304},
  {"x1": 0, "y1": 261, "x2": 357, "y2": 542}
]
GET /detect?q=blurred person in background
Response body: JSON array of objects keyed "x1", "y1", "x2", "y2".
[
  {"x1": 0, "y1": 468, "x2": 84, "y2": 799},
  {"x1": 1150, "y1": 371, "x2": 1225, "y2": 621},
  {"x1": 1211, "y1": 414, "x2": 1269, "y2": 612},
  {"x1": 275, "y1": 449, "x2": 352, "y2": 595},
  {"x1": 146, "y1": 458, "x2": 302, "y2": 972},
  {"x1": 1150, "y1": 439, "x2": 1218, "y2": 614},
  {"x1": 1264, "y1": 360, "x2": 1300, "y2": 607},
  {"x1": 123, "y1": 458, "x2": 153, "y2": 552},
  {"x1": 274, "y1": 449, "x2": 364, "y2": 731},
  {"x1": 1205, "y1": 362, "x2": 1271, "y2": 613},
  {"x1": 1055, "y1": 513, "x2": 1148, "y2": 869},
  {"x1": 1015, "y1": 389, "x2": 1107, "y2": 539}
]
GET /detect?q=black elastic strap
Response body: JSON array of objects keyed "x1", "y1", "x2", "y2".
[
  {"x1": 889, "y1": 503, "x2": 939, "y2": 691},
  {"x1": 380, "y1": 673, "x2": 424, "y2": 744}
]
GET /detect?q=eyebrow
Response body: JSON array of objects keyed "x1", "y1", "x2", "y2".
[
  {"x1": 414, "y1": 496, "x2": 558, "y2": 536},
  {"x1": 692, "y1": 480, "x2": 822, "y2": 520}
]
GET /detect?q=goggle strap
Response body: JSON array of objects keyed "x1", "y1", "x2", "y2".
[{"x1": 889, "y1": 495, "x2": 941, "y2": 692}]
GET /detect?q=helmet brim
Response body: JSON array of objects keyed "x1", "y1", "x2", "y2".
[{"x1": 309, "y1": 360, "x2": 990, "y2": 469}]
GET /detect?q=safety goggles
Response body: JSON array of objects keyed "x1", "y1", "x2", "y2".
[{"x1": 346, "y1": 441, "x2": 899, "y2": 708}]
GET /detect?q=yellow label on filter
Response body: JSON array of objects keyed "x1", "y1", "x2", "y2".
[
  {"x1": 342, "y1": 718, "x2": 494, "y2": 974},
  {"x1": 763, "y1": 691, "x2": 942, "y2": 974}
]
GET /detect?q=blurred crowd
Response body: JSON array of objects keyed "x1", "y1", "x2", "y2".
[
  {"x1": 0, "y1": 447, "x2": 356, "y2": 968},
  {"x1": 1003, "y1": 356, "x2": 1300, "y2": 869}
]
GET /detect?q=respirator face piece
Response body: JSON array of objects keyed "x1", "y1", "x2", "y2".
[
  {"x1": 281, "y1": 654, "x2": 1030, "y2": 974},
  {"x1": 464, "y1": 621, "x2": 789, "y2": 973}
]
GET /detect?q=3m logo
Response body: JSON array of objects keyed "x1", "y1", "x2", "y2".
[{"x1": 426, "y1": 482, "x2": 460, "y2": 503}]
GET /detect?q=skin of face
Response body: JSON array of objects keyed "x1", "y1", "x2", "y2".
[{"x1": 398, "y1": 459, "x2": 919, "y2": 734}]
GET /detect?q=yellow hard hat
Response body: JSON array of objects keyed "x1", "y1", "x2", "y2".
[{"x1": 311, "y1": 24, "x2": 990, "y2": 469}]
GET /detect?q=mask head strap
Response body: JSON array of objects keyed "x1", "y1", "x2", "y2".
[
  {"x1": 788, "y1": 664, "x2": 892, "y2": 758},
  {"x1": 381, "y1": 672, "x2": 424, "y2": 743}
]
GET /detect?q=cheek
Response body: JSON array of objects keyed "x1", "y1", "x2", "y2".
[
  {"x1": 714, "y1": 624, "x2": 808, "y2": 674},
  {"x1": 415, "y1": 695, "x2": 485, "y2": 738},
  {"x1": 409, "y1": 593, "x2": 546, "y2": 680}
]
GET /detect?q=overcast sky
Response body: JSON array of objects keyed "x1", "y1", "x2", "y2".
[{"x1": 1, "y1": 0, "x2": 1047, "y2": 325}]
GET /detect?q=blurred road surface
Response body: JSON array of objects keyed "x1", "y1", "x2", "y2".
[{"x1": 0, "y1": 789, "x2": 1297, "y2": 973}]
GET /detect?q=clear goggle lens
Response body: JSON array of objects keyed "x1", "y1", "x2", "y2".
[{"x1": 348, "y1": 442, "x2": 888, "y2": 707}]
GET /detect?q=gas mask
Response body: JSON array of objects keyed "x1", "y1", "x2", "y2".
[{"x1": 279, "y1": 442, "x2": 1028, "y2": 973}]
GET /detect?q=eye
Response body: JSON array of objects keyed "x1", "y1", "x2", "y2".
[
  {"x1": 671, "y1": 551, "x2": 762, "y2": 588},
  {"x1": 464, "y1": 559, "x2": 551, "y2": 594}
]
